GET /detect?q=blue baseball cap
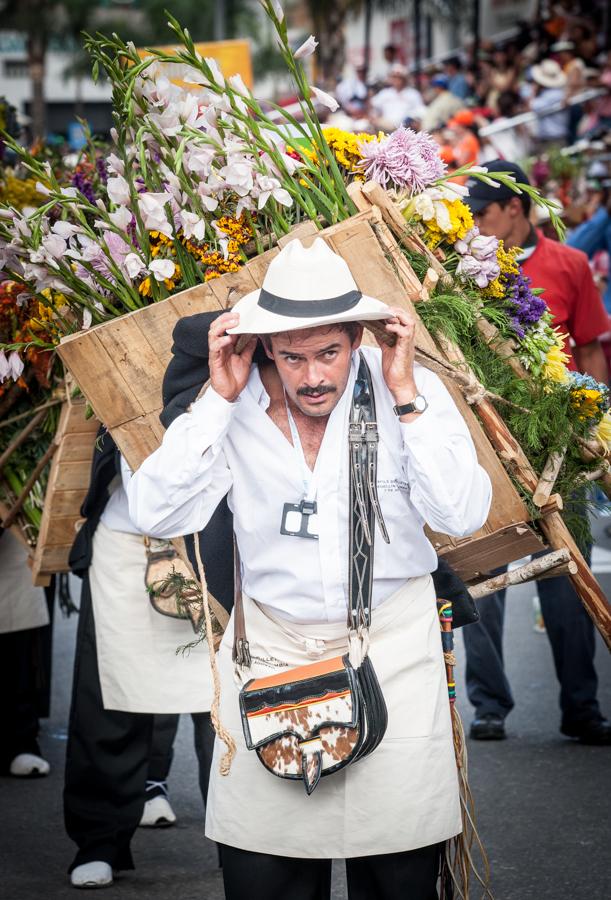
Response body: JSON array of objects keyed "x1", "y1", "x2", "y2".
[{"x1": 430, "y1": 74, "x2": 449, "y2": 89}]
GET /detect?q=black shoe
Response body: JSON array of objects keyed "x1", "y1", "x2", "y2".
[
  {"x1": 470, "y1": 714, "x2": 506, "y2": 741},
  {"x1": 561, "y1": 718, "x2": 611, "y2": 745}
]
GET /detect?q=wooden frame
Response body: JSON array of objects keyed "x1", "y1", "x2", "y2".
[{"x1": 57, "y1": 195, "x2": 611, "y2": 647}]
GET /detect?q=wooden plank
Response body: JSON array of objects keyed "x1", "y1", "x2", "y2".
[
  {"x1": 34, "y1": 544, "x2": 75, "y2": 573},
  {"x1": 112, "y1": 412, "x2": 165, "y2": 472},
  {"x1": 59, "y1": 331, "x2": 142, "y2": 428},
  {"x1": 208, "y1": 267, "x2": 259, "y2": 309},
  {"x1": 169, "y1": 282, "x2": 222, "y2": 317},
  {"x1": 96, "y1": 316, "x2": 166, "y2": 416},
  {"x1": 39, "y1": 515, "x2": 85, "y2": 547},
  {"x1": 43, "y1": 489, "x2": 88, "y2": 517},
  {"x1": 53, "y1": 460, "x2": 92, "y2": 492},
  {"x1": 439, "y1": 523, "x2": 546, "y2": 583},
  {"x1": 278, "y1": 221, "x2": 319, "y2": 248},
  {"x1": 59, "y1": 433, "x2": 99, "y2": 462}
]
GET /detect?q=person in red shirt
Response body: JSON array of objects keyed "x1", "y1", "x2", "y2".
[{"x1": 461, "y1": 159, "x2": 610, "y2": 746}]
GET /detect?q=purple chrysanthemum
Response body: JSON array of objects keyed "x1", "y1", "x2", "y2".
[{"x1": 358, "y1": 127, "x2": 446, "y2": 194}]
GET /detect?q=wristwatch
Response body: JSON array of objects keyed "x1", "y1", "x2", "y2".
[{"x1": 393, "y1": 393, "x2": 428, "y2": 416}]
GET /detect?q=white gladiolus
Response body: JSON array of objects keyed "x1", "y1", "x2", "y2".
[
  {"x1": 294, "y1": 36, "x2": 318, "y2": 60},
  {"x1": 311, "y1": 87, "x2": 339, "y2": 112},
  {"x1": 124, "y1": 253, "x2": 146, "y2": 279},
  {"x1": 149, "y1": 259, "x2": 176, "y2": 281},
  {"x1": 107, "y1": 175, "x2": 131, "y2": 206},
  {"x1": 271, "y1": 0, "x2": 284, "y2": 22}
]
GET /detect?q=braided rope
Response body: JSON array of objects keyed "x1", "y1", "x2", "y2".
[{"x1": 193, "y1": 536, "x2": 236, "y2": 776}]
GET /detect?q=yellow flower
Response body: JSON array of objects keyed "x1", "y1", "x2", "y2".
[
  {"x1": 542, "y1": 336, "x2": 571, "y2": 384},
  {"x1": 423, "y1": 198, "x2": 474, "y2": 248},
  {"x1": 571, "y1": 388, "x2": 605, "y2": 422},
  {"x1": 595, "y1": 412, "x2": 611, "y2": 450},
  {"x1": 138, "y1": 277, "x2": 152, "y2": 298},
  {"x1": 483, "y1": 241, "x2": 520, "y2": 298}
]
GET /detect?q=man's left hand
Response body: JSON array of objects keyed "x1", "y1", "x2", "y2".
[{"x1": 376, "y1": 307, "x2": 418, "y2": 404}]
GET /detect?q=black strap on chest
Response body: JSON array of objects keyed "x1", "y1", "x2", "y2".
[{"x1": 348, "y1": 352, "x2": 390, "y2": 632}]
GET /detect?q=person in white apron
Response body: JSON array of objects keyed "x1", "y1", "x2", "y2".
[
  {"x1": 64, "y1": 432, "x2": 224, "y2": 889},
  {"x1": 127, "y1": 238, "x2": 492, "y2": 900}
]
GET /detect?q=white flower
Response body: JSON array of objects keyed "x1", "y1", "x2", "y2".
[
  {"x1": 295, "y1": 35, "x2": 318, "y2": 60},
  {"x1": 124, "y1": 253, "x2": 146, "y2": 279},
  {"x1": 219, "y1": 159, "x2": 254, "y2": 197},
  {"x1": 41, "y1": 233, "x2": 67, "y2": 260},
  {"x1": 256, "y1": 175, "x2": 292, "y2": 210},
  {"x1": 137, "y1": 192, "x2": 174, "y2": 236},
  {"x1": 181, "y1": 211, "x2": 207, "y2": 242},
  {"x1": 0, "y1": 350, "x2": 24, "y2": 383},
  {"x1": 107, "y1": 153, "x2": 124, "y2": 176},
  {"x1": 271, "y1": 0, "x2": 284, "y2": 22},
  {"x1": 82, "y1": 309, "x2": 92, "y2": 329},
  {"x1": 228, "y1": 73, "x2": 249, "y2": 96},
  {"x1": 108, "y1": 206, "x2": 133, "y2": 229},
  {"x1": 311, "y1": 86, "x2": 339, "y2": 112},
  {"x1": 51, "y1": 221, "x2": 82, "y2": 239},
  {"x1": 35, "y1": 181, "x2": 52, "y2": 197},
  {"x1": 149, "y1": 259, "x2": 176, "y2": 281},
  {"x1": 205, "y1": 57, "x2": 225, "y2": 88},
  {"x1": 107, "y1": 175, "x2": 131, "y2": 206}
]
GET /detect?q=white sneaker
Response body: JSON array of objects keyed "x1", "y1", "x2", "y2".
[
  {"x1": 139, "y1": 794, "x2": 177, "y2": 827},
  {"x1": 70, "y1": 861, "x2": 113, "y2": 888},
  {"x1": 9, "y1": 753, "x2": 50, "y2": 777}
]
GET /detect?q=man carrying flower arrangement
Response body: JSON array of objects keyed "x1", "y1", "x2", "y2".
[
  {"x1": 126, "y1": 238, "x2": 492, "y2": 900},
  {"x1": 463, "y1": 160, "x2": 611, "y2": 746}
]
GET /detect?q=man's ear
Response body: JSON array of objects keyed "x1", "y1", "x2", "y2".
[
  {"x1": 509, "y1": 196, "x2": 523, "y2": 218},
  {"x1": 263, "y1": 337, "x2": 275, "y2": 360},
  {"x1": 351, "y1": 324, "x2": 365, "y2": 350}
]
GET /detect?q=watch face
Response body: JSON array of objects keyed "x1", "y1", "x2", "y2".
[{"x1": 414, "y1": 394, "x2": 427, "y2": 412}]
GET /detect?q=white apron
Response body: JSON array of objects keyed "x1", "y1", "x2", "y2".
[
  {"x1": 205, "y1": 574, "x2": 461, "y2": 858},
  {"x1": 89, "y1": 520, "x2": 212, "y2": 714},
  {"x1": 0, "y1": 531, "x2": 49, "y2": 634}
]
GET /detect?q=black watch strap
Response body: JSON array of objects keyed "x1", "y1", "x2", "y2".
[{"x1": 393, "y1": 394, "x2": 427, "y2": 416}]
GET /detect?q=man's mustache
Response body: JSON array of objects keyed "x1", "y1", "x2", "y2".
[{"x1": 297, "y1": 385, "x2": 337, "y2": 397}]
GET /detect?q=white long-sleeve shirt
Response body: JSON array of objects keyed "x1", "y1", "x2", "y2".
[{"x1": 127, "y1": 347, "x2": 491, "y2": 624}]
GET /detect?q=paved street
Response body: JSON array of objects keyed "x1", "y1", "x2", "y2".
[{"x1": 2, "y1": 517, "x2": 611, "y2": 900}]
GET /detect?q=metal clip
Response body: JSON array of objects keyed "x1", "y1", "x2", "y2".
[
  {"x1": 365, "y1": 425, "x2": 390, "y2": 544},
  {"x1": 235, "y1": 637, "x2": 251, "y2": 669}
]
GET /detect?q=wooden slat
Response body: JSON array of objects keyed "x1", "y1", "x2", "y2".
[
  {"x1": 97, "y1": 315, "x2": 166, "y2": 416},
  {"x1": 208, "y1": 267, "x2": 260, "y2": 309},
  {"x1": 439, "y1": 523, "x2": 546, "y2": 583},
  {"x1": 59, "y1": 331, "x2": 142, "y2": 428},
  {"x1": 40, "y1": 515, "x2": 85, "y2": 547},
  {"x1": 43, "y1": 489, "x2": 88, "y2": 517}
]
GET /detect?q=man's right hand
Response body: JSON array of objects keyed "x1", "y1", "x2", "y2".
[{"x1": 208, "y1": 312, "x2": 258, "y2": 403}]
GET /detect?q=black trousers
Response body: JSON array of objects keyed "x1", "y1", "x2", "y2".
[
  {"x1": 463, "y1": 552, "x2": 601, "y2": 727},
  {"x1": 220, "y1": 843, "x2": 442, "y2": 900},
  {"x1": 0, "y1": 626, "x2": 44, "y2": 770},
  {"x1": 63, "y1": 574, "x2": 216, "y2": 872}
]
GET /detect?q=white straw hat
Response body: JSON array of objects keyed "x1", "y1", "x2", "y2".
[
  {"x1": 531, "y1": 59, "x2": 567, "y2": 88},
  {"x1": 228, "y1": 238, "x2": 391, "y2": 335}
]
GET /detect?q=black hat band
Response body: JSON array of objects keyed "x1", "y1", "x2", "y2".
[{"x1": 257, "y1": 287, "x2": 362, "y2": 318}]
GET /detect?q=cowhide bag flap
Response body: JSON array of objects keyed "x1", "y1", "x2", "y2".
[
  {"x1": 144, "y1": 538, "x2": 204, "y2": 634},
  {"x1": 239, "y1": 652, "x2": 387, "y2": 795}
]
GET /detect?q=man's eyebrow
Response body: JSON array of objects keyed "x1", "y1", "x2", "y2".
[{"x1": 277, "y1": 342, "x2": 341, "y2": 358}]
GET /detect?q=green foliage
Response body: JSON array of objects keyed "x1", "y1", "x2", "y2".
[{"x1": 415, "y1": 273, "x2": 603, "y2": 543}]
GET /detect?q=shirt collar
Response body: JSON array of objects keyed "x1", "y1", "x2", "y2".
[{"x1": 515, "y1": 225, "x2": 538, "y2": 263}]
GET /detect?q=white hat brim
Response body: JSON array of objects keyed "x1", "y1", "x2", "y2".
[{"x1": 227, "y1": 288, "x2": 392, "y2": 335}]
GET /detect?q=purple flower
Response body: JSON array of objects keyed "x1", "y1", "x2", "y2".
[
  {"x1": 455, "y1": 226, "x2": 500, "y2": 287},
  {"x1": 505, "y1": 270, "x2": 547, "y2": 336},
  {"x1": 358, "y1": 127, "x2": 446, "y2": 194}
]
